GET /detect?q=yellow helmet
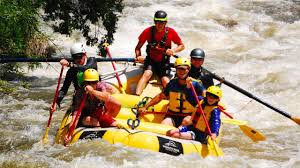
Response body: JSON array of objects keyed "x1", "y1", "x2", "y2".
[
  {"x1": 206, "y1": 86, "x2": 222, "y2": 99},
  {"x1": 174, "y1": 57, "x2": 191, "y2": 68},
  {"x1": 83, "y1": 69, "x2": 99, "y2": 82}
]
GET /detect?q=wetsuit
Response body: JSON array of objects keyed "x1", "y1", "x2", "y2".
[
  {"x1": 188, "y1": 66, "x2": 214, "y2": 89},
  {"x1": 56, "y1": 57, "x2": 97, "y2": 106}
]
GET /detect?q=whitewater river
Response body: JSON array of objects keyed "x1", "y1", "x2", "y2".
[{"x1": 1, "y1": 0, "x2": 300, "y2": 167}]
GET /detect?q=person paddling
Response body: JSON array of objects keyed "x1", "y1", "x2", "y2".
[
  {"x1": 188, "y1": 48, "x2": 214, "y2": 89},
  {"x1": 51, "y1": 43, "x2": 98, "y2": 112},
  {"x1": 64, "y1": 69, "x2": 121, "y2": 143},
  {"x1": 138, "y1": 57, "x2": 205, "y2": 127},
  {"x1": 135, "y1": 10, "x2": 185, "y2": 95},
  {"x1": 167, "y1": 86, "x2": 222, "y2": 144}
]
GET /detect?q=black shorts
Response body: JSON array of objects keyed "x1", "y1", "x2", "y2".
[
  {"x1": 186, "y1": 125, "x2": 208, "y2": 144},
  {"x1": 164, "y1": 115, "x2": 185, "y2": 128},
  {"x1": 144, "y1": 57, "x2": 171, "y2": 78}
]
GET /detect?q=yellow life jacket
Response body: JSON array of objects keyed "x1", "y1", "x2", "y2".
[
  {"x1": 168, "y1": 91, "x2": 198, "y2": 114},
  {"x1": 191, "y1": 100, "x2": 218, "y2": 132}
]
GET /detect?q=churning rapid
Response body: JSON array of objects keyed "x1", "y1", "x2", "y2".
[{"x1": 1, "y1": 0, "x2": 300, "y2": 167}]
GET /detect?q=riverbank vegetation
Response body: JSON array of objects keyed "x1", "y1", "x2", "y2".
[{"x1": 0, "y1": 0, "x2": 124, "y2": 93}]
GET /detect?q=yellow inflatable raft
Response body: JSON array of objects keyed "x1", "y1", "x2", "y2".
[
  {"x1": 55, "y1": 63, "x2": 223, "y2": 157},
  {"x1": 57, "y1": 126, "x2": 221, "y2": 157},
  {"x1": 55, "y1": 101, "x2": 223, "y2": 157}
]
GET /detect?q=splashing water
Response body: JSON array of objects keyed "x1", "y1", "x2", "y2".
[{"x1": 1, "y1": 0, "x2": 300, "y2": 167}]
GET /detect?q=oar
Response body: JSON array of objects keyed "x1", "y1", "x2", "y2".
[
  {"x1": 221, "y1": 118, "x2": 248, "y2": 125},
  {"x1": 103, "y1": 44, "x2": 126, "y2": 93},
  {"x1": 221, "y1": 109, "x2": 266, "y2": 142},
  {"x1": 64, "y1": 93, "x2": 87, "y2": 145},
  {"x1": 190, "y1": 84, "x2": 223, "y2": 156},
  {"x1": 139, "y1": 111, "x2": 248, "y2": 126},
  {"x1": 42, "y1": 66, "x2": 64, "y2": 144},
  {"x1": 202, "y1": 67, "x2": 300, "y2": 126},
  {"x1": 0, "y1": 57, "x2": 135, "y2": 63}
]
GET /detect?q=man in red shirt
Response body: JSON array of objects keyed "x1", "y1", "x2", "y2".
[{"x1": 135, "y1": 10, "x2": 185, "y2": 95}]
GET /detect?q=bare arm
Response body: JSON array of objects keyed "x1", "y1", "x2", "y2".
[
  {"x1": 86, "y1": 85, "x2": 111, "y2": 101},
  {"x1": 173, "y1": 43, "x2": 185, "y2": 53},
  {"x1": 85, "y1": 85, "x2": 121, "y2": 116},
  {"x1": 143, "y1": 92, "x2": 166, "y2": 110},
  {"x1": 166, "y1": 43, "x2": 185, "y2": 56},
  {"x1": 135, "y1": 41, "x2": 144, "y2": 57},
  {"x1": 135, "y1": 41, "x2": 145, "y2": 63}
]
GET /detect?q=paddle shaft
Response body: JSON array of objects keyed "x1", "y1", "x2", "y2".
[
  {"x1": 105, "y1": 46, "x2": 124, "y2": 92},
  {"x1": 47, "y1": 66, "x2": 64, "y2": 127},
  {"x1": 42, "y1": 66, "x2": 64, "y2": 144},
  {"x1": 65, "y1": 94, "x2": 87, "y2": 142},
  {"x1": 0, "y1": 57, "x2": 135, "y2": 63},
  {"x1": 219, "y1": 109, "x2": 234, "y2": 119},
  {"x1": 202, "y1": 67, "x2": 297, "y2": 121},
  {"x1": 190, "y1": 84, "x2": 213, "y2": 137}
]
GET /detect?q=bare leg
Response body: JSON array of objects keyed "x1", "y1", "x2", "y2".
[
  {"x1": 181, "y1": 116, "x2": 192, "y2": 126},
  {"x1": 110, "y1": 121, "x2": 118, "y2": 127},
  {"x1": 161, "y1": 76, "x2": 170, "y2": 88},
  {"x1": 161, "y1": 117, "x2": 175, "y2": 127},
  {"x1": 167, "y1": 129, "x2": 193, "y2": 140},
  {"x1": 166, "y1": 129, "x2": 180, "y2": 137},
  {"x1": 135, "y1": 70, "x2": 153, "y2": 95}
]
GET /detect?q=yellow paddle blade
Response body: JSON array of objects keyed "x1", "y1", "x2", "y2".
[
  {"x1": 222, "y1": 118, "x2": 247, "y2": 126},
  {"x1": 291, "y1": 117, "x2": 300, "y2": 126},
  {"x1": 207, "y1": 137, "x2": 224, "y2": 156},
  {"x1": 42, "y1": 127, "x2": 49, "y2": 144},
  {"x1": 239, "y1": 125, "x2": 266, "y2": 142}
]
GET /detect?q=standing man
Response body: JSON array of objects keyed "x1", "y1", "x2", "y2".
[
  {"x1": 188, "y1": 48, "x2": 214, "y2": 89},
  {"x1": 138, "y1": 58, "x2": 205, "y2": 128},
  {"x1": 50, "y1": 42, "x2": 98, "y2": 112},
  {"x1": 135, "y1": 10, "x2": 185, "y2": 95}
]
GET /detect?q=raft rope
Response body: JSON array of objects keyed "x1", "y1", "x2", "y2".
[
  {"x1": 129, "y1": 96, "x2": 193, "y2": 119},
  {"x1": 127, "y1": 97, "x2": 152, "y2": 129}
]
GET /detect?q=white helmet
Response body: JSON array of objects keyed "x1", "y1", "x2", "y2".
[{"x1": 70, "y1": 43, "x2": 86, "y2": 55}]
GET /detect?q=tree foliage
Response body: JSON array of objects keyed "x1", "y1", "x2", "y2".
[
  {"x1": 42, "y1": 0, "x2": 124, "y2": 45},
  {"x1": 0, "y1": 0, "x2": 44, "y2": 81},
  {"x1": 0, "y1": 0, "x2": 43, "y2": 55},
  {"x1": 0, "y1": 0, "x2": 124, "y2": 82}
]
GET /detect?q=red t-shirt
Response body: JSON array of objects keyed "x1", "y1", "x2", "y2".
[{"x1": 138, "y1": 26, "x2": 183, "y2": 62}]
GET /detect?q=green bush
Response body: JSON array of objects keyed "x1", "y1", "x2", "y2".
[
  {"x1": 0, "y1": 0, "x2": 43, "y2": 55},
  {"x1": 0, "y1": 0, "x2": 124, "y2": 85}
]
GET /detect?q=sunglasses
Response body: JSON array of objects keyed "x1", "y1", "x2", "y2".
[
  {"x1": 154, "y1": 21, "x2": 167, "y2": 24},
  {"x1": 206, "y1": 93, "x2": 219, "y2": 99},
  {"x1": 72, "y1": 54, "x2": 83, "y2": 59},
  {"x1": 85, "y1": 81, "x2": 98, "y2": 85}
]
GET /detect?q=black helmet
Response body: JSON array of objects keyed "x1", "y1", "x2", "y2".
[
  {"x1": 154, "y1": 10, "x2": 168, "y2": 22},
  {"x1": 190, "y1": 48, "x2": 205, "y2": 59}
]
